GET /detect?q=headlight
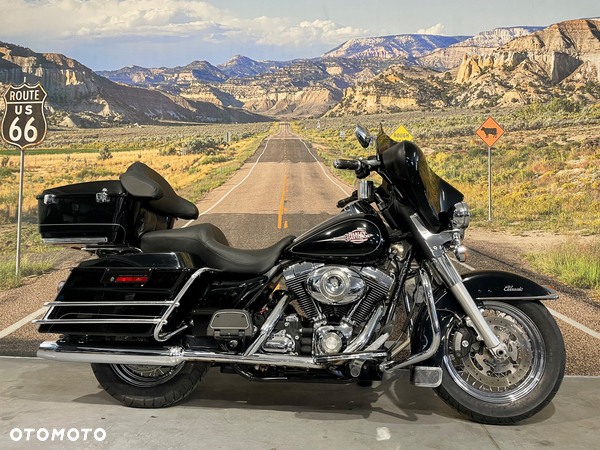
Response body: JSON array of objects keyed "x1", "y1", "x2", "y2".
[{"x1": 451, "y1": 201, "x2": 470, "y2": 229}]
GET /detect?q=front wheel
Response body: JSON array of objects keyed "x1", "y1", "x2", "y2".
[
  {"x1": 92, "y1": 361, "x2": 208, "y2": 408},
  {"x1": 436, "y1": 301, "x2": 565, "y2": 424}
]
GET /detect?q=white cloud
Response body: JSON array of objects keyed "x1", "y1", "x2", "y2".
[
  {"x1": 0, "y1": 0, "x2": 368, "y2": 46},
  {"x1": 417, "y1": 23, "x2": 445, "y2": 35}
]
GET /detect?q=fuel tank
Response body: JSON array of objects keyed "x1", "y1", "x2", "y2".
[{"x1": 285, "y1": 201, "x2": 388, "y2": 264}]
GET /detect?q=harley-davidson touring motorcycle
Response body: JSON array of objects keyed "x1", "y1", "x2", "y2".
[{"x1": 34, "y1": 124, "x2": 565, "y2": 424}]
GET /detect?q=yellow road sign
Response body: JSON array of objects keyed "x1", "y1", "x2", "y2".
[{"x1": 390, "y1": 125, "x2": 413, "y2": 141}]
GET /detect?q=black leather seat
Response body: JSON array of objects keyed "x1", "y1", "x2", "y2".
[{"x1": 141, "y1": 223, "x2": 295, "y2": 274}]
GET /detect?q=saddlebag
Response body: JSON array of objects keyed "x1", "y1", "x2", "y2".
[{"x1": 35, "y1": 252, "x2": 203, "y2": 338}]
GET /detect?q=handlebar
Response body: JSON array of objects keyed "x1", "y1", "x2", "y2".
[
  {"x1": 333, "y1": 158, "x2": 380, "y2": 179},
  {"x1": 333, "y1": 159, "x2": 361, "y2": 170}
]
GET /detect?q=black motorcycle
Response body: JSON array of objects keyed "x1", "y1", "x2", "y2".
[{"x1": 35, "y1": 124, "x2": 565, "y2": 424}]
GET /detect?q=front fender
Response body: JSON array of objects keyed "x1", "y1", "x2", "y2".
[{"x1": 410, "y1": 270, "x2": 557, "y2": 367}]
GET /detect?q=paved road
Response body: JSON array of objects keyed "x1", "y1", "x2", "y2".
[{"x1": 185, "y1": 121, "x2": 350, "y2": 248}]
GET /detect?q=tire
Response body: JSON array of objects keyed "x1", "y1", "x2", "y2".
[
  {"x1": 435, "y1": 301, "x2": 565, "y2": 424},
  {"x1": 91, "y1": 361, "x2": 208, "y2": 408}
]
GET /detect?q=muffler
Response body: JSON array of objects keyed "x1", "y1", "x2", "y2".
[{"x1": 37, "y1": 340, "x2": 323, "y2": 369}]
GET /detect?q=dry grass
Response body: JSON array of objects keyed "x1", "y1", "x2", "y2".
[{"x1": 0, "y1": 124, "x2": 273, "y2": 224}]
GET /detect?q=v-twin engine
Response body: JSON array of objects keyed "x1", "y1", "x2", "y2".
[{"x1": 280, "y1": 262, "x2": 394, "y2": 356}]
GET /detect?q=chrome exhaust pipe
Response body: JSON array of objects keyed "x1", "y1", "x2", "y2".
[
  {"x1": 37, "y1": 341, "x2": 185, "y2": 366},
  {"x1": 38, "y1": 340, "x2": 391, "y2": 369},
  {"x1": 37, "y1": 341, "x2": 322, "y2": 369}
]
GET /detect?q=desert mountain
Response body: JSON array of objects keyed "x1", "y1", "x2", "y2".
[
  {"x1": 325, "y1": 65, "x2": 449, "y2": 116},
  {"x1": 454, "y1": 19, "x2": 600, "y2": 106},
  {"x1": 327, "y1": 20, "x2": 600, "y2": 115},
  {"x1": 216, "y1": 55, "x2": 294, "y2": 78},
  {"x1": 100, "y1": 57, "x2": 406, "y2": 118},
  {"x1": 97, "y1": 60, "x2": 228, "y2": 90},
  {"x1": 321, "y1": 34, "x2": 470, "y2": 60},
  {"x1": 416, "y1": 26, "x2": 543, "y2": 70},
  {"x1": 0, "y1": 42, "x2": 268, "y2": 127}
]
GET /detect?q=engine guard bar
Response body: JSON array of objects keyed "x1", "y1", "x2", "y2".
[{"x1": 379, "y1": 269, "x2": 441, "y2": 373}]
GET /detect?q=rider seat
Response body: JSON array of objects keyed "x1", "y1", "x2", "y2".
[{"x1": 140, "y1": 223, "x2": 295, "y2": 274}]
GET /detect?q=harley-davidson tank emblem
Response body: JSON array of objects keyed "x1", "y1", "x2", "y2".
[{"x1": 319, "y1": 229, "x2": 374, "y2": 244}]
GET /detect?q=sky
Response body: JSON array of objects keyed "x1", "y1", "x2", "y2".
[{"x1": 0, "y1": 0, "x2": 598, "y2": 71}]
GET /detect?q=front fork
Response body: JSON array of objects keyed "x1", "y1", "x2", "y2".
[{"x1": 430, "y1": 254, "x2": 507, "y2": 359}]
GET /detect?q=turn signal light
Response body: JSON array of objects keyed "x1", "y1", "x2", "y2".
[{"x1": 115, "y1": 276, "x2": 149, "y2": 283}]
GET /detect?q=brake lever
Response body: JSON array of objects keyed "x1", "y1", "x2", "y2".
[{"x1": 336, "y1": 191, "x2": 358, "y2": 208}]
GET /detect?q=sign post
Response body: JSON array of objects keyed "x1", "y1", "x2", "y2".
[
  {"x1": 1, "y1": 82, "x2": 48, "y2": 276},
  {"x1": 475, "y1": 117, "x2": 505, "y2": 221},
  {"x1": 225, "y1": 131, "x2": 231, "y2": 161},
  {"x1": 340, "y1": 130, "x2": 345, "y2": 155}
]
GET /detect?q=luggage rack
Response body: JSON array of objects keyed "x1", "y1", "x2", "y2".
[{"x1": 80, "y1": 244, "x2": 142, "y2": 256}]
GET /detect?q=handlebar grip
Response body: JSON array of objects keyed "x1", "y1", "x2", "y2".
[{"x1": 334, "y1": 159, "x2": 360, "y2": 170}]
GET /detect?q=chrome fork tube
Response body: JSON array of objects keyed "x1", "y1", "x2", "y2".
[{"x1": 430, "y1": 254, "x2": 501, "y2": 349}]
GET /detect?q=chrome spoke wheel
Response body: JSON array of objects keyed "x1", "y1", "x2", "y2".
[
  {"x1": 444, "y1": 301, "x2": 545, "y2": 404},
  {"x1": 111, "y1": 363, "x2": 184, "y2": 388}
]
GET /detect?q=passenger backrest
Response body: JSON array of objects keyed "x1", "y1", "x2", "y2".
[{"x1": 120, "y1": 162, "x2": 199, "y2": 220}]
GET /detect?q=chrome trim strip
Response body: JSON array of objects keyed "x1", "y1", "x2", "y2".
[
  {"x1": 43, "y1": 237, "x2": 108, "y2": 244},
  {"x1": 44, "y1": 301, "x2": 175, "y2": 307},
  {"x1": 153, "y1": 267, "x2": 220, "y2": 342},
  {"x1": 36, "y1": 341, "x2": 323, "y2": 369},
  {"x1": 380, "y1": 269, "x2": 441, "y2": 372},
  {"x1": 475, "y1": 295, "x2": 559, "y2": 301},
  {"x1": 33, "y1": 318, "x2": 161, "y2": 325}
]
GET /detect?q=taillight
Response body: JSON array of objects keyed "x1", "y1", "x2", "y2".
[{"x1": 115, "y1": 276, "x2": 149, "y2": 283}]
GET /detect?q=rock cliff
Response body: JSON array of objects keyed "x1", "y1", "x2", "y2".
[
  {"x1": 321, "y1": 34, "x2": 469, "y2": 60},
  {"x1": 416, "y1": 27, "x2": 543, "y2": 70},
  {"x1": 0, "y1": 42, "x2": 268, "y2": 127}
]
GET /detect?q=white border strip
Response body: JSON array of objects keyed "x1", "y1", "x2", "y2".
[
  {"x1": 298, "y1": 138, "x2": 351, "y2": 196},
  {"x1": 545, "y1": 307, "x2": 600, "y2": 340},
  {"x1": 455, "y1": 259, "x2": 600, "y2": 341},
  {"x1": 0, "y1": 307, "x2": 48, "y2": 340},
  {"x1": 182, "y1": 136, "x2": 272, "y2": 228}
]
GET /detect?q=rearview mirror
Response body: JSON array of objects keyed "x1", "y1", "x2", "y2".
[{"x1": 355, "y1": 123, "x2": 371, "y2": 149}]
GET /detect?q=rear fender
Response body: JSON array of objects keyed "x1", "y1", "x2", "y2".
[{"x1": 410, "y1": 270, "x2": 557, "y2": 367}]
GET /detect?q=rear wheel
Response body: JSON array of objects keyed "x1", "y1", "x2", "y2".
[
  {"x1": 91, "y1": 361, "x2": 208, "y2": 408},
  {"x1": 435, "y1": 301, "x2": 565, "y2": 424}
]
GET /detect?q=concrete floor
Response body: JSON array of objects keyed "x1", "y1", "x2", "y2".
[{"x1": 0, "y1": 357, "x2": 599, "y2": 450}]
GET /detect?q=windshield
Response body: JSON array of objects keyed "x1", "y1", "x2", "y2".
[{"x1": 377, "y1": 129, "x2": 463, "y2": 232}]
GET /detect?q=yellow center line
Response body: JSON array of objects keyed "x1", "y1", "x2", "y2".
[{"x1": 277, "y1": 172, "x2": 287, "y2": 229}]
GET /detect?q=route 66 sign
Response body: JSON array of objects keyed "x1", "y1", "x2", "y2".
[{"x1": 1, "y1": 83, "x2": 48, "y2": 150}]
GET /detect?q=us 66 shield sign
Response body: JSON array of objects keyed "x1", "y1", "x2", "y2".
[{"x1": 2, "y1": 83, "x2": 48, "y2": 150}]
